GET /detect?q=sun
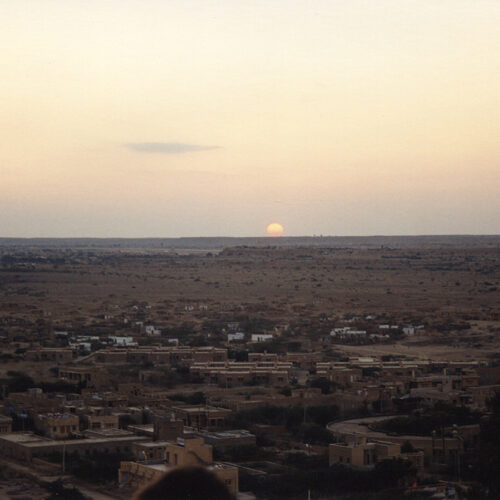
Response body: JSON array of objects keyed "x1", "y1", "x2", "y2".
[{"x1": 266, "y1": 222, "x2": 284, "y2": 237}]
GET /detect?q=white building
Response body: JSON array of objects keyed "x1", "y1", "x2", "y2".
[
  {"x1": 145, "y1": 325, "x2": 161, "y2": 336},
  {"x1": 108, "y1": 336, "x2": 137, "y2": 347},
  {"x1": 330, "y1": 327, "x2": 366, "y2": 339},
  {"x1": 228, "y1": 332, "x2": 245, "y2": 342},
  {"x1": 251, "y1": 334, "x2": 273, "y2": 342}
]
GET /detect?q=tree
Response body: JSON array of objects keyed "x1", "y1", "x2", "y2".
[
  {"x1": 476, "y1": 391, "x2": 500, "y2": 496},
  {"x1": 401, "y1": 440, "x2": 415, "y2": 453},
  {"x1": 44, "y1": 479, "x2": 85, "y2": 500}
]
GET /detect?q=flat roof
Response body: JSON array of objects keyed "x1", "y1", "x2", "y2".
[
  {"x1": 135, "y1": 440, "x2": 173, "y2": 448},
  {"x1": 196, "y1": 430, "x2": 254, "y2": 440},
  {"x1": 142, "y1": 461, "x2": 235, "y2": 472},
  {"x1": 0, "y1": 432, "x2": 147, "y2": 448}
]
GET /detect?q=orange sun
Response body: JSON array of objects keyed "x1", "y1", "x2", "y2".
[{"x1": 266, "y1": 222, "x2": 284, "y2": 237}]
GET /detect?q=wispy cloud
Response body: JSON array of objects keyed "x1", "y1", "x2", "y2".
[{"x1": 125, "y1": 142, "x2": 220, "y2": 154}]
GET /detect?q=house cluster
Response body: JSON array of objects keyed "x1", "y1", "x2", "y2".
[
  {"x1": 0, "y1": 388, "x2": 244, "y2": 497},
  {"x1": 2, "y1": 314, "x2": 499, "y2": 498},
  {"x1": 329, "y1": 323, "x2": 424, "y2": 344},
  {"x1": 0, "y1": 381, "x2": 250, "y2": 493},
  {"x1": 23, "y1": 344, "x2": 500, "y2": 413}
]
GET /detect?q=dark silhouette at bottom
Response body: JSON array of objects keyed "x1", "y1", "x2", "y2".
[{"x1": 133, "y1": 465, "x2": 236, "y2": 500}]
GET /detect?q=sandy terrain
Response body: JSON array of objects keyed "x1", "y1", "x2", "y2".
[{"x1": 0, "y1": 245, "x2": 498, "y2": 363}]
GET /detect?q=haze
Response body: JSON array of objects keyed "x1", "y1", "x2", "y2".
[{"x1": 1, "y1": 0, "x2": 499, "y2": 237}]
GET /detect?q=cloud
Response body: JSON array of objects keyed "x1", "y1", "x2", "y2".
[{"x1": 125, "y1": 142, "x2": 220, "y2": 154}]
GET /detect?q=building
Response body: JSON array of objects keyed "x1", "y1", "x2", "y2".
[
  {"x1": 469, "y1": 384, "x2": 500, "y2": 409},
  {"x1": 145, "y1": 325, "x2": 161, "y2": 336},
  {"x1": 167, "y1": 405, "x2": 232, "y2": 430},
  {"x1": 119, "y1": 461, "x2": 238, "y2": 495},
  {"x1": 108, "y1": 336, "x2": 138, "y2": 347},
  {"x1": 34, "y1": 413, "x2": 79, "y2": 439},
  {"x1": 329, "y1": 436, "x2": 424, "y2": 474},
  {"x1": 90, "y1": 346, "x2": 227, "y2": 365},
  {"x1": 330, "y1": 328, "x2": 367, "y2": 342},
  {"x1": 329, "y1": 436, "x2": 400, "y2": 468},
  {"x1": 188, "y1": 429, "x2": 256, "y2": 451},
  {"x1": 227, "y1": 332, "x2": 245, "y2": 342},
  {"x1": 153, "y1": 414, "x2": 184, "y2": 441},
  {"x1": 250, "y1": 334, "x2": 273, "y2": 342},
  {"x1": 0, "y1": 416, "x2": 12, "y2": 433},
  {"x1": 316, "y1": 363, "x2": 362, "y2": 386},
  {"x1": 190, "y1": 361, "x2": 291, "y2": 387},
  {"x1": 328, "y1": 417, "x2": 464, "y2": 465},
  {"x1": 82, "y1": 390, "x2": 128, "y2": 408},
  {"x1": 79, "y1": 408, "x2": 119, "y2": 431},
  {"x1": 58, "y1": 367, "x2": 106, "y2": 388},
  {"x1": 0, "y1": 431, "x2": 148, "y2": 463},
  {"x1": 25, "y1": 348, "x2": 75, "y2": 363},
  {"x1": 119, "y1": 437, "x2": 238, "y2": 495}
]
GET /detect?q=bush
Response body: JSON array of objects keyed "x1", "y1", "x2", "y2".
[
  {"x1": 293, "y1": 423, "x2": 334, "y2": 445},
  {"x1": 226, "y1": 404, "x2": 339, "y2": 432},
  {"x1": 239, "y1": 460, "x2": 415, "y2": 499},
  {"x1": 43, "y1": 479, "x2": 85, "y2": 500},
  {"x1": 401, "y1": 440, "x2": 415, "y2": 453},
  {"x1": 377, "y1": 402, "x2": 482, "y2": 436},
  {"x1": 66, "y1": 451, "x2": 134, "y2": 483},
  {"x1": 169, "y1": 391, "x2": 206, "y2": 405}
]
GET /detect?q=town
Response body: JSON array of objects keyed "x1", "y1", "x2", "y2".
[{"x1": 0, "y1": 241, "x2": 499, "y2": 499}]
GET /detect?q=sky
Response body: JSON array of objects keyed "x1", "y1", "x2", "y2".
[{"x1": 1, "y1": 0, "x2": 499, "y2": 237}]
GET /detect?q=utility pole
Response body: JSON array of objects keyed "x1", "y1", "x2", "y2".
[
  {"x1": 441, "y1": 425, "x2": 446, "y2": 466},
  {"x1": 453, "y1": 426, "x2": 463, "y2": 483},
  {"x1": 431, "y1": 430, "x2": 436, "y2": 465}
]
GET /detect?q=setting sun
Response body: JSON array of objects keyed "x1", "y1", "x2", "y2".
[{"x1": 266, "y1": 222, "x2": 284, "y2": 237}]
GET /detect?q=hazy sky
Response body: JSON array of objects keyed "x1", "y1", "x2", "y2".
[{"x1": 1, "y1": 0, "x2": 499, "y2": 237}]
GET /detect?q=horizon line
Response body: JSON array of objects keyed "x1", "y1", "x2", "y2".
[{"x1": 1, "y1": 234, "x2": 499, "y2": 240}]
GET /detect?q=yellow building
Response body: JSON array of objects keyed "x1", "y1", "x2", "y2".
[
  {"x1": 82, "y1": 411, "x2": 119, "y2": 431},
  {"x1": 119, "y1": 461, "x2": 238, "y2": 495},
  {"x1": 329, "y1": 436, "x2": 425, "y2": 473},
  {"x1": 133, "y1": 437, "x2": 212, "y2": 465},
  {"x1": 330, "y1": 438, "x2": 399, "y2": 468},
  {"x1": 168, "y1": 405, "x2": 231, "y2": 430},
  {"x1": 119, "y1": 437, "x2": 238, "y2": 495}
]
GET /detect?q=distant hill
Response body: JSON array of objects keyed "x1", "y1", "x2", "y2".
[{"x1": 0, "y1": 235, "x2": 499, "y2": 249}]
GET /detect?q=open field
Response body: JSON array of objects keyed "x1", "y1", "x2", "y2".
[
  {"x1": 337, "y1": 326, "x2": 500, "y2": 361},
  {"x1": 0, "y1": 246, "x2": 498, "y2": 316},
  {"x1": 0, "y1": 243, "x2": 499, "y2": 363},
  {"x1": 1, "y1": 246, "x2": 498, "y2": 318}
]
